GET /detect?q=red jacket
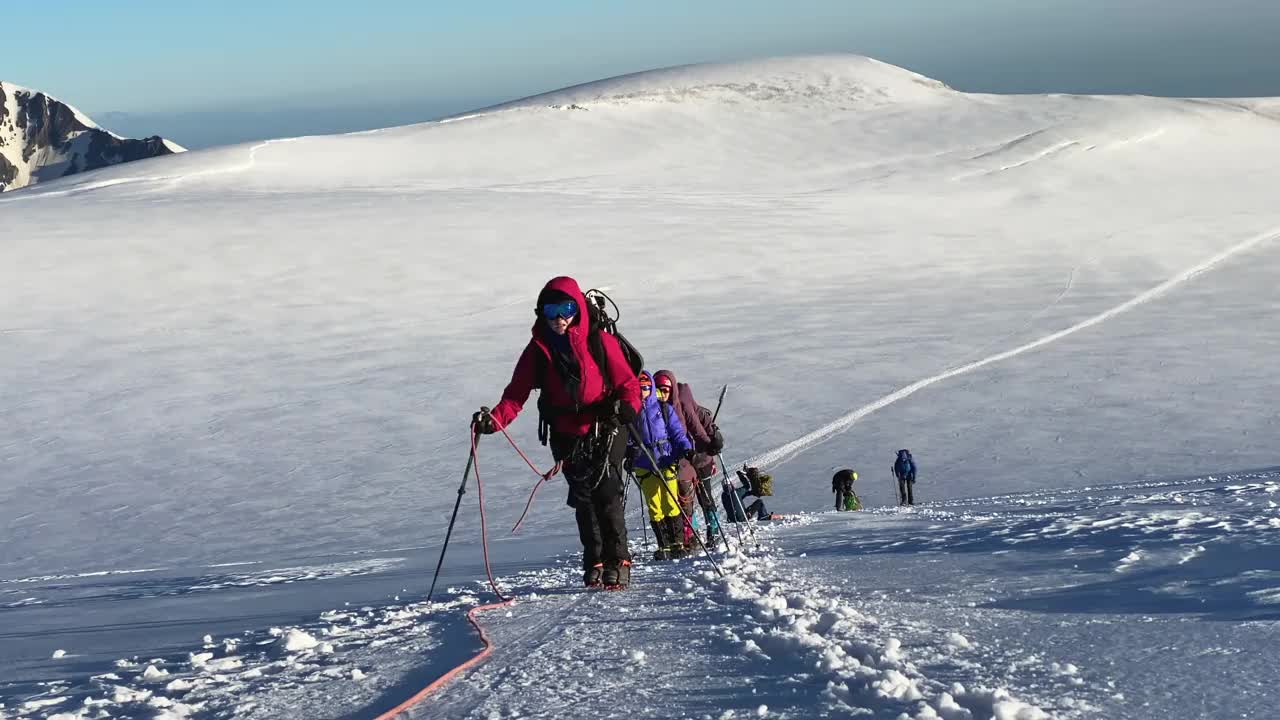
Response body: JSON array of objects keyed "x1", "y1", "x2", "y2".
[{"x1": 489, "y1": 277, "x2": 641, "y2": 436}]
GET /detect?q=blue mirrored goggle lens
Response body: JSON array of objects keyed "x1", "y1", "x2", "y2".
[{"x1": 541, "y1": 300, "x2": 578, "y2": 319}]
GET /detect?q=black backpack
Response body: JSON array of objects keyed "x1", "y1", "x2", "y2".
[
  {"x1": 694, "y1": 404, "x2": 725, "y2": 455},
  {"x1": 582, "y1": 289, "x2": 644, "y2": 381}
]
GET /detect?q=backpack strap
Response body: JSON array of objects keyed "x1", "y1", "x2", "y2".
[
  {"x1": 587, "y1": 328, "x2": 612, "y2": 392},
  {"x1": 534, "y1": 328, "x2": 612, "y2": 446}
]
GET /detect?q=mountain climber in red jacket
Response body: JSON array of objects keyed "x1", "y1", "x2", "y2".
[{"x1": 474, "y1": 276, "x2": 642, "y2": 589}]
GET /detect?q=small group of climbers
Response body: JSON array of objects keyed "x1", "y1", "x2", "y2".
[
  {"x1": 469, "y1": 276, "x2": 922, "y2": 591},
  {"x1": 831, "y1": 448, "x2": 919, "y2": 511},
  {"x1": 472, "y1": 276, "x2": 762, "y2": 592}
]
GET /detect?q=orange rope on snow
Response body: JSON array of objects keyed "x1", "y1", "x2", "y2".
[
  {"x1": 469, "y1": 431, "x2": 508, "y2": 602},
  {"x1": 371, "y1": 598, "x2": 514, "y2": 720},
  {"x1": 375, "y1": 431, "x2": 518, "y2": 718}
]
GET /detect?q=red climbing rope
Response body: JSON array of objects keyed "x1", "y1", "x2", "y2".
[
  {"x1": 469, "y1": 430, "x2": 508, "y2": 602},
  {"x1": 371, "y1": 598, "x2": 513, "y2": 720},
  {"x1": 500, "y1": 426, "x2": 562, "y2": 534}
]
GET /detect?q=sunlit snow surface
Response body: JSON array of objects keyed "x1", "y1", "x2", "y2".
[
  {"x1": 8, "y1": 475, "x2": 1280, "y2": 718},
  {"x1": 2, "y1": 55, "x2": 1279, "y2": 717}
]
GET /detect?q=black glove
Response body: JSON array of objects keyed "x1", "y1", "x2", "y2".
[
  {"x1": 707, "y1": 437, "x2": 724, "y2": 455},
  {"x1": 472, "y1": 409, "x2": 497, "y2": 435},
  {"x1": 683, "y1": 449, "x2": 696, "y2": 462},
  {"x1": 614, "y1": 399, "x2": 637, "y2": 424}
]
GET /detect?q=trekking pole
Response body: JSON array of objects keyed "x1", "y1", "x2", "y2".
[
  {"x1": 716, "y1": 454, "x2": 749, "y2": 548},
  {"x1": 700, "y1": 475, "x2": 734, "y2": 553},
  {"x1": 427, "y1": 415, "x2": 483, "y2": 602},
  {"x1": 738, "y1": 467, "x2": 765, "y2": 549},
  {"x1": 698, "y1": 386, "x2": 732, "y2": 551},
  {"x1": 717, "y1": 454, "x2": 756, "y2": 549},
  {"x1": 710, "y1": 384, "x2": 728, "y2": 424},
  {"x1": 626, "y1": 470, "x2": 651, "y2": 550},
  {"x1": 626, "y1": 425, "x2": 725, "y2": 578},
  {"x1": 733, "y1": 462, "x2": 763, "y2": 548}
]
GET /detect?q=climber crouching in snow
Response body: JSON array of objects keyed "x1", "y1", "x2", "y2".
[
  {"x1": 474, "y1": 276, "x2": 641, "y2": 590},
  {"x1": 628, "y1": 371, "x2": 695, "y2": 560},
  {"x1": 723, "y1": 467, "x2": 774, "y2": 522},
  {"x1": 832, "y1": 469, "x2": 861, "y2": 511}
]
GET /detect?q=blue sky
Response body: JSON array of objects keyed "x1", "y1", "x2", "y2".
[{"x1": 7, "y1": 0, "x2": 1278, "y2": 148}]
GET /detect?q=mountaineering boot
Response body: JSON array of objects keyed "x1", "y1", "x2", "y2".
[
  {"x1": 705, "y1": 510, "x2": 721, "y2": 545},
  {"x1": 584, "y1": 562, "x2": 604, "y2": 588},
  {"x1": 665, "y1": 517, "x2": 688, "y2": 559},
  {"x1": 651, "y1": 521, "x2": 671, "y2": 561},
  {"x1": 603, "y1": 559, "x2": 631, "y2": 590}
]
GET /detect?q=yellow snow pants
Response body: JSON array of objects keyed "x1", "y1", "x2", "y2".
[{"x1": 636, "y1": 465, "x2": 682, "y2": 521}]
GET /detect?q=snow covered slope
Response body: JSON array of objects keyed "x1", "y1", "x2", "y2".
[
  {"x1": 0, "y1": 82, "x2": 184, "y2": 192},
  {"x1": 2, "y1": 55, "x2": 1279, "y2": 718}
]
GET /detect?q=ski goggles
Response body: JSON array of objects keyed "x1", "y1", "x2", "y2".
[
  {"x1": 541, "y1": 300, "x2": 578, "y2": 320},
  {"x1": 655, "y1": 384, "x2": 672, "y2": 395}
]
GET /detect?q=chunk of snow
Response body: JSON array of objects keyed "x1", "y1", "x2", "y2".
[
  {"x1": 20, "y1": 697, "x2": 68, "y2": 711},
  {"x1": 280, "y1": 628, "x2": 319, "y2": 652},
  {"x1": 112, "y1": 686, "x2": 153, "y2": 703},
  {"x1": 51, "y1": 649, "x2": 67, "y2": 658}
]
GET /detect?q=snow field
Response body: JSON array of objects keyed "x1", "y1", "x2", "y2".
[{"x1": 4, "y1": 53, "x2": 1280, "y2": 718}]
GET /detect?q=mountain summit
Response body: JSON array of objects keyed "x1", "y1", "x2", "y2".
[
  {"x1": 0, "y1": 81, "x2": 184, "y2": 192},
  {"x1": 468, "y1": 55, "x2": 954, "y2": 116}
]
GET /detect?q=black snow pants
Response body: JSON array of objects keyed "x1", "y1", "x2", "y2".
[
  {"x1": 551, "y1": 427, "x2": 631, "y2": 569},
  {"x1": 897, "y1": 477, "x2": 915, "y2": 505}
]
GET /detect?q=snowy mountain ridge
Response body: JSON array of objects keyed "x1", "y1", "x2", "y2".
[
  {"x1": 458, "y1": 54, "x2": 954, "y2": 119},
  {"x1": 0, "y1": 81, "x2": 184, "y2": 192}
]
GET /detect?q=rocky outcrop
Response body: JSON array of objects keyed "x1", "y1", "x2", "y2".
[{"x1": 0, "y1": 82, "x2": 184, "y2": 192}]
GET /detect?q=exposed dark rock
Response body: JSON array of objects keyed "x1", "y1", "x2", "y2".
[
  {"x1": 1, "y1": 82, "x2": 181, "y2": 192},
  {"x1": 0, "y1": 152, "x2": 16, "y2": 187}
]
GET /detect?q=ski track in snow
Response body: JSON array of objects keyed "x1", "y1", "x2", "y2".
[
  {"x1": 945, "y1": 261, "x2": 1081, "y2": 372},
  {"x1": 745, "y1": 224, "x2": 1280, "y2": 471}
]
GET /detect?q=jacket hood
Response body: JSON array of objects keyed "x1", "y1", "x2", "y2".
[
  {"x1": 653, "y1": 369, "x2": 679, "y2": 403},
  {"x1": 532, "y1": 276, "x2": 589, "y2": 340},
  {"x1": 637, "y1": 370, "x2": 658, "y2": 409}
]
